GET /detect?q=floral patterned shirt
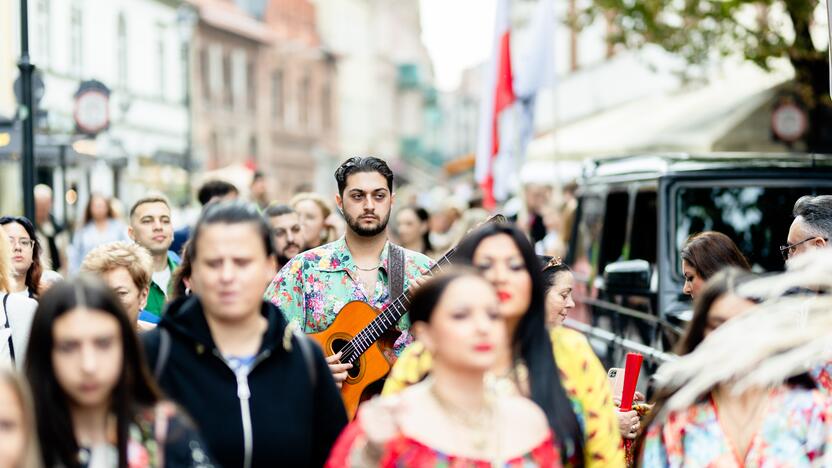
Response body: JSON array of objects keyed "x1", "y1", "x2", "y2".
[
  {"x1": 641, "y1": 386, "x2": 832, "y2": 467},
  {"x1": 264, "y1": 237, "x2": 433, "y2": 356}
]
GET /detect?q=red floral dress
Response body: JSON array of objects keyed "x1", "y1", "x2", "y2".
[{"x1": 327, "y1": 420, "x2": 562, "y2": 468}]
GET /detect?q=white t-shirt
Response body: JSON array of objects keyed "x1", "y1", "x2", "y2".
[
  {"x1": 1, "y1": 293, "x2": 37, "y2": 369},
  {"x1": 152, "y1": 267, "x2": 172, "y2": 297}
]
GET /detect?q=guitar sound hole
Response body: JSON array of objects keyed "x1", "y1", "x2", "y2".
[{"x1": 331, "y1": 338, "x2": 361, "y2": 379}]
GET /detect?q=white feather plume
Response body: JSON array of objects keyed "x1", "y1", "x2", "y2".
[{"x1": 651, "y1": 249, "x2": 832, "y2": 421}]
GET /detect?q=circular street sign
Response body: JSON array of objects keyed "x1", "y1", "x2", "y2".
[
  {"x1": 74, "y1": 80, "x2": 111, "y2": 136},
  {"x1": 771, "y1": 102, "x2": 808, "y2": 143}
]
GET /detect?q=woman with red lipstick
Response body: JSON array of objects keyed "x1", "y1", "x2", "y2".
[
  {"x1": 24, "y1": 275, "x2": 214, "y2": 467},
  {"x1": 327, "y1": 269, "x2": 561, "y2": 467},
  {"x1": 383, "y1": 224, "x2": 624, "y2": 467}
]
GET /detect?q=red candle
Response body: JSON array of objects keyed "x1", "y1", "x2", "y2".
[{"x1": 619, "y1": 353, "x2": 643, "y2": 411}]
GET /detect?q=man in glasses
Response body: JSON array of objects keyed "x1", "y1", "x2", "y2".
[{"x1": 783, "y1": 195, "x2": 832, "y2": 264}]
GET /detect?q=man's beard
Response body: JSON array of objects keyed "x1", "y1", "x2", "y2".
[
  {"x1": 345, "y1": 210, "x2": 390, "y2": 237},
  {"x1": 277, "y1": 243, "x2": 301, "y2": 266}
]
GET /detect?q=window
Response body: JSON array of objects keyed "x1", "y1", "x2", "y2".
[
  {"x1": 247, "y1": 60, "x2": 256, "y2": 111},
  {"x1": 629, "y1": 190, "x2": 658, "y2": 265},
  {"x1": 69, "y1": 2, "x2": 83, "y2": 75},
  {"x1": 156, "y1": 24, "x2": 166, "y2": 97},
  {"x1": 231, "y1": 50, "x2": 247, "y2": 111},
  {"x1": 599, "y1": 191, "x2": 629, "y2": 272},
  {"x1": 223, "y1": 53, "x2": 232, "y2": 108},
  {"x1": 200, "y1": 48, "x2": 210, "y2": 99},
  {"x1": 674, "y1": 183, "x2": 832, "y2": 275},
  {"x1": 36, "y1": 0, "x2": 51, "y2": 62},
  {"x1": 116, "y1": 14, "x2": 127, "y2": 88},
  {"x1": 321, "y1": 81, "x2": 331, "y2": 130},
  {"x1": 299, "y1": 73, "x2": 310, "y2": 128},
  {"x1": 271, "y1": 70, "x2": 283, "y2": 122},
  {"x1": 249, "y1": 135, "x2": 258, "y2": 164}
]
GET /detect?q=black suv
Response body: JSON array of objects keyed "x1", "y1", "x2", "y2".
[{"x1": 565, "y1": 153, "x2": 832, "y2": 367}]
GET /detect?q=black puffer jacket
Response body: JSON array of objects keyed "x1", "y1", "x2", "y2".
[{"x1": 142, "y1": 296, "x2": 347, "y2": 468}]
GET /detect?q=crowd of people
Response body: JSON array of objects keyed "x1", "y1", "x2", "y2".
[{"x1": 1, "y1": 155, "x2": 832, "y2": 467}]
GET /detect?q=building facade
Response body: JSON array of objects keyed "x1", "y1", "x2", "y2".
[
  {"x1": 312, "y1": 0, "x2": 439, "y2": 187},
  {"x1": 190, "y1": 0, "x2": 338, "y2": 201},
  {"x1": 1, "y1": 0, "x2": 190, "y2": 220}
]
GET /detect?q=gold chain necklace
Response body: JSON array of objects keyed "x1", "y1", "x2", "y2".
[{"x1": 429, "y1": 382, "x2": 495, "y2": 455}]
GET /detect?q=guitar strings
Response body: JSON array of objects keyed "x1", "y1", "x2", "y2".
[{"x1": 338, "y1": 252, "x2": 453, "y2": 362}]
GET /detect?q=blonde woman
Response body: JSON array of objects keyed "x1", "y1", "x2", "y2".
[
  {"x1": 290, "y1": 192, "x2": 338, "y2": 248},
  {"x1": 0, "y1": 367, "x2": 42, "y2": 468},
  {"x1": 0, "y1": 231, "x2": 37, "y2": 369}
]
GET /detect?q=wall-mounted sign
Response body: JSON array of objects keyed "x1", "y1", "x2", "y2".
[
  {"x1": 74, "y1": 80, "x2": 111, "y2": 136},
  {"x1": 771, "y1": 101, "x2": 808, "y2": 143}
]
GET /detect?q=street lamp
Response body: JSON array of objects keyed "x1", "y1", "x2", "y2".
[
  {"x1": 176, "y1": 3, "x2": 197, "y2": 204},
  {"x1": 18, "y1": 0, "x2": 36, "y2": 221}
]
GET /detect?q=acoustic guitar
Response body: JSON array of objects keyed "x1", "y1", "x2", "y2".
[{"x1": 309, "y1": 215, "x2": 506, "y2": 419}]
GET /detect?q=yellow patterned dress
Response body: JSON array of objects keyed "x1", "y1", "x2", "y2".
[{"x1": 382, "y1": 327, "x2": 625, "y2": 468}]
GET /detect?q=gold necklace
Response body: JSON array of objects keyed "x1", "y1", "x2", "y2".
[{"x1": 429, "y1": 382, "x2": 495, "y2": 454}]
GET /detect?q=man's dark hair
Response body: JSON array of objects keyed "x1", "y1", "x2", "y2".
[
  {"x1": 793, "y1": 195, "x2": 832, "y2": 238},
  {"x1": 197, "y1": 180, "x2": 239, "y2": 206},
  {"x1": 264, "y1": 203, "x2": 294, "y2": 218},
  {"x1": 334, "y1": 156, "x2": 394, "y2": 196}
]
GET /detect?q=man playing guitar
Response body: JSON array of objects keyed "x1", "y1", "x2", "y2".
[{"x1": 264, "y1": 157, "x2": 433, "y2": 388}]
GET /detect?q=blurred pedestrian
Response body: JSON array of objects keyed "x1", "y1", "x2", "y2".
[
  {"x1": 681, "y1": 231, "x2": 750, "y2": 299},
  {"x1": 127, "y1": 195, "x2": 179, "y2": 318},
  {"x1": 143, "y1": 202, "x2": 347, "y2": 468},
  {"x1": 250, "y1": 171, "x2": 270, "y2": 210},
  {"x1": 514, "y1": 183, "x2": 551, "y2": 245},
  {"x1": 264, "y1": 204, "x2": 306, "y2": 271},
  {"x1": 290, "y1": 192, "x2": 336, "y2": 249},
  {"x1": 25, "y1": 276, "x2": 214, "y2": 467},
  {"x1": 68, "y1": 194, "x2": 129, "y2": 274},
  {"x1": 383, "y1": 224, "x2": 624, "y2": 467},
  {"x1": 535, "y1": 201, "x2": 566, "y2": 258},
  {"x1": 327, "y1": 269, "x2": 561, "y2": 466},
  {"x1": 428, "y1": 197, "x2": 464, "y2": 254},
  {"x1": 0, "y1": 229, "x2": 37, "y2": 369},
  {"x1": 0, "y1": 216, "x2": 44, "y2": 299},
  {"x1": 783, "y1": 195, "x2": 832, "y2": 264},
  {"x1": 541, "y1": 257, "x2": 575, "y2": 328},
  {"x1": 394, "y1": 206, "x2": 434, "y2": 257},
  {"x1": 0, "y1": 367, "x2": 42, "y2": 468},
  {"x1": 170, "y1": 238, "x2": 194, "y2": 301},
  {"x1": 170, "y1": 180, "x2": 239, "y2": 256},
  {"x1": 638, "y1": 268, "x2": 832, "y2": 467},
  {"x1": 80, "y1": 241, "x2": 157, "y2": 330},
  {"x1": 34, "y1": 184, "x2": 68, "y2": 274}
]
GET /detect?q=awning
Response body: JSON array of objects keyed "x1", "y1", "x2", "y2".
[{"x1": 527, "y1": 61, "x2": 794, "y2": 161}]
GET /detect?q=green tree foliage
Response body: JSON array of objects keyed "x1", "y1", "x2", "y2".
[{"x1": 581, "y1": 0, "x2": 831, "y2": 149}]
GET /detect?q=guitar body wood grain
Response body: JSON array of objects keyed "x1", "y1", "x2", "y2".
[{"x1": 308, "y1": 301, "x2": 395, "y2": 419}]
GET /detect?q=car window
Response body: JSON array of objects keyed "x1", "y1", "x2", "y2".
[
  {"x1": 674, "y1": 183, "x2": 832, "y2": 275},
  {"x1": 599, "y1": 191, "x2": 629, "y2": 272},
  {"x1": 630, "y1": 190, "x2": 658, "y2": 265}
]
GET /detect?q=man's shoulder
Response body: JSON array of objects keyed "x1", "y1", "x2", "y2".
[
  {"x1": 289, "y1": 240, "x2": 345, "y2": 270},
  {"x1": 399, "y1": 246, "x2": 434, "y2": 270}
]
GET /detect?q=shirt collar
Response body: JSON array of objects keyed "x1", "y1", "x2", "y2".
[{"x1": 316, "y1": 237, "x2": 390, "y2": 273}]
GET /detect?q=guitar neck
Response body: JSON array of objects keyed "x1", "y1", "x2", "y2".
[{"x1": 345, "y1": 248, "x2": 456, "y2": 360}]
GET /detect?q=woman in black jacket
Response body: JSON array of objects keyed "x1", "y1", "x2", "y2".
[{"x1": 143, "y1": 201, "x2": 347, "y2": 468}]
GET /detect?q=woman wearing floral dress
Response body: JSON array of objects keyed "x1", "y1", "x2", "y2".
[{"x1": 639, "y1": 267, "x2": 832, "y2": 467}]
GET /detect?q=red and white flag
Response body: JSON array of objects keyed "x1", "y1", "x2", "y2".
[{"x1": 475, "y1": 0, "x2": 516, "y2": 210}]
